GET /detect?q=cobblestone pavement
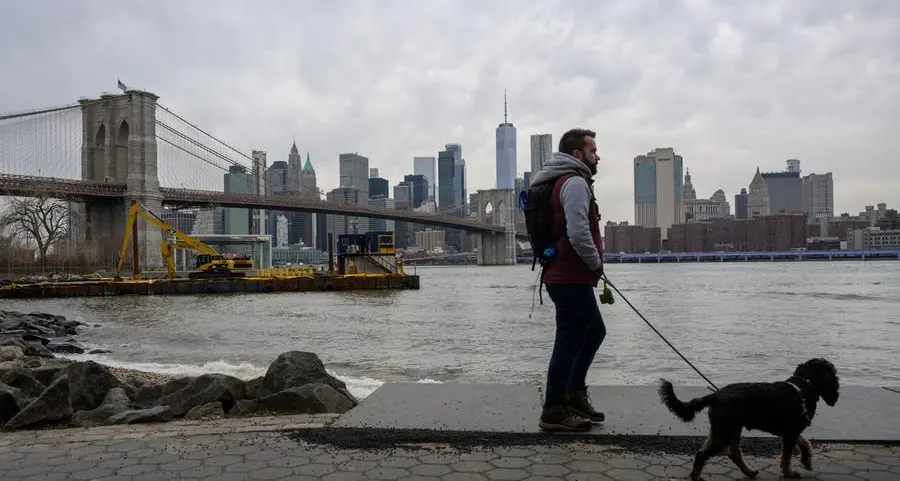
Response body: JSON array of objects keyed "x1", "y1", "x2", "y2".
[{"x1": 0, "y1": 415, "x2": 897, "y2": 480}]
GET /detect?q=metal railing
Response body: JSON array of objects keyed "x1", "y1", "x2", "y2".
[
  {"x1": 0, "y1": 173, "x2": 127, "y2": 197},
  {"x1": 159, "y1": 187, "x2": 505, "y2": 233},
  {"x1": 254, "y1": 267, "x2": 318, "y2": 278}
]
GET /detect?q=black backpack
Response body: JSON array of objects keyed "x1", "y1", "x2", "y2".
[{"x1": 520, "y1": 173, "x2": 574, "y2": 271}]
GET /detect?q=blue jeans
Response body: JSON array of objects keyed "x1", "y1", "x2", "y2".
[{"x1": 543, "y1": 283, "x2": 607, "y2": 408}]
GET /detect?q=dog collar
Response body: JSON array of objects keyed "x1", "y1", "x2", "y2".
[{"x1": 786, "y1": 378, "x2": 812, "y2": 424}]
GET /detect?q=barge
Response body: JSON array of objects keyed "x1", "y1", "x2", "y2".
[
  {"x1": 1, "y1": 201, "x2": 419, "y2": 299},
  {"x1": 0, "y1": 272, "x2": 419, "y2": 299}
]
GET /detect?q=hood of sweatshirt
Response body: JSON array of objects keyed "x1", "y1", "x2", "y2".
[{"x1": 529, "y1": 152, "x2": 593, "y2": 188}]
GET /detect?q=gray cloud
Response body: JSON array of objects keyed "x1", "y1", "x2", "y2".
[{"x1": 1, "y1": 0, "x2": 898, "y2": 221}]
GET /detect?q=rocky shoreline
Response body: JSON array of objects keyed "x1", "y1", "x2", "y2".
[{"x1": 0, "y1": 309, "x2": 359, "y2": 431}]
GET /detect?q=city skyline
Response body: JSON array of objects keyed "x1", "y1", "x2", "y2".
[{"x1": 2, "y1": 1, "x2": 897, "y2": 223}]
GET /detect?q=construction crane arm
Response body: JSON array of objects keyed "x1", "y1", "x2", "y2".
[{"x1": 114, "y1": 200, "x2": 222, "y2": 280}]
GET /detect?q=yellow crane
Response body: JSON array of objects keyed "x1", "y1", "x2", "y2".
[{"x1": 114, "y1": 200, "x2": 254, "y2": 281}]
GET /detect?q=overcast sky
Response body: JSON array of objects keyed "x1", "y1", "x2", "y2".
[{"x1": 1, "y1": 0, "x2": 898, "y2": 222}]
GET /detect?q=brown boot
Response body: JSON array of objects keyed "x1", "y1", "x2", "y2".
[
  {"x1": 566, "y1": 387, "x2": 605, "y2": 422},
  {"x1": 538, "y1": 405, "x2": 592, "y2": 432}
]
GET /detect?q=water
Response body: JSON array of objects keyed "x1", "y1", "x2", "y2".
[{"x1": 3, "y1": 262, "x2": 899, "y2": 399}]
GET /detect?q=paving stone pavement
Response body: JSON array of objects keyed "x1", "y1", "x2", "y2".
[{"x1": 0, "y1": 415, "x2": 897, "y2": 480}]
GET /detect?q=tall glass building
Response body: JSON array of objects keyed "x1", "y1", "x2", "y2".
[{"x1": 633, "y1": 148, "x2": 683, "y2": 241}]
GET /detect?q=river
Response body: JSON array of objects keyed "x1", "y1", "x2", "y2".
[{"x1": 3, "y1": 262, "x2": 898, "y2": 399}]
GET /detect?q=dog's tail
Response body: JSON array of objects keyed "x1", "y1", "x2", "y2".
[{"x1": 658, "y1": 379, "x2": 716, "y2": 423}]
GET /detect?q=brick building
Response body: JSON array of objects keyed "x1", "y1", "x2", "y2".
[
  {"x1": 666, "y1": 213, "x2": 807, "y2": 252},
  {"x1": 604, "y1": 222, "x2": 662, "y2": 253}
]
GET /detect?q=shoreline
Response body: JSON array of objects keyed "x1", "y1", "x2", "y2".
[{"x1": 0, "y1": 309, "x2": 362, "y2": 431}]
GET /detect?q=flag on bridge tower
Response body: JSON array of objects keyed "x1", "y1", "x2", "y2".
[{"x1": 117, "y1": 79, "x2": 128, "y2": 92}]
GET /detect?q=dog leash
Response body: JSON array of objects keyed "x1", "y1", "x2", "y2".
[{"x1": 601, "y1": 274, "x2": 720, "y2": 392}]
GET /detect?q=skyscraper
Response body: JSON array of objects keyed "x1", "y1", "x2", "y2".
[
  {"x1": 455, "y1": 158, "x2": 466, "y2": 214},
  {"x1": 339, "y1": 153, "x2": 369, "y2": 199},
  {"x1": 287, "y1": 142, "x2": 302, "y2": 191},
  {"x1": 337, "y1": 153, "x2": 369, "y2": 235},
  {"x1": 251, "y1": 150, "x2": 267, "y2": 236},
  {"x1": 299, "y1": 153, "x2": 317, "y2": 199},
  {"x1": 530, "y1": 134, "x2": 552, "y2": 175},
  {"x1": 801, "y1": 172, "x2": 834, "y2": 223},
  {"x1": 368, "y1": 177, "x2": 389, "y2": 199},
  {"x1": 403, "y1": 174, "x2": 428, "y2": 209},
  {"x1": 223, "y1": 164, "x2": 253, "y2": 235},
  {"x1": 413, "y1": 156, "x2": 436, "y2": 201},
  {"x1": 748, "y1": 167, "x2": 771, "y2": 218},
  {"x1": 437, "y1": 146, "x2": 463, "y2": 250},
  {"x1": 437, "y1": 149, "x2": 457, "y2": 214},
  {"x1": 299, "y1": 154, "x2": 323, "y2": 248},
  {"x1": 633, "y1": 147, "x2": 684, "y2": 240},
  {"x1": 734, "y1": 188, "x2": 749, "y2": 219},
  {"x1": 495, "y1": 90, "x2": 516, "y2": 190}
]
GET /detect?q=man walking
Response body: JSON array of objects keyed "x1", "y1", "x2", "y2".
[{"x1": 528, "y1": 128, "x2": 606, "y2": 432}]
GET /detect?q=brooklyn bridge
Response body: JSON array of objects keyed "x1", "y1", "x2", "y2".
[{"x1": 0, "y1": 89, "x2": 523, "y2": 267}]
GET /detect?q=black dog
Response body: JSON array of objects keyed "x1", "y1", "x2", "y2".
[{"x1": 658, "y1": 358, "x2": 839, "y2": 481}]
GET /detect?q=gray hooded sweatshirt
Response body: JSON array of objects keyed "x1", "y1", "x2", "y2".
[{"x1": 528, "y1": 152, "x2": 602, "y2": 272}]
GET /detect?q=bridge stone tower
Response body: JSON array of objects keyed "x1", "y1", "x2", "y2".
[
  {"x1": 476, "y1": 188, "x2": 517, "y2": 265},
  {"x1": 78, "y1": 90, "x2": 163, "y2": 269}
]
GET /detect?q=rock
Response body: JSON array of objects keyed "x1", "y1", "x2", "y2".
[
  {"x1": 29, "y1": 363, "x2": 69, "y2": 385},
  {"x1": 338, "y1": 387, "x2": 360, "y2": 406},
  {"x1": 0, "y1": 346, "x2": 24, "y2": 362},
  {"x1": 0, "y1": 382, "x2": 23, "y2": 423},
  {"x1": 88, "y1": 348, "x2": 111, "y2": 355},
  {"x1": 0, "y1": 311, "x2": 85, "y2": 344},
  {"x1": 258, "y1": 351, "x2": 349, "y2": 398},
  {"x1": 184, "y1": 401, "x2": 224, "y2": 420},
  {"x1": 255, "y1": 383, "x2": 355, "y2": 415},
  {"x1": 132, "y1": 383, "x2": 164, "y2": 408},
  {"x1": 47, "y1": 342, "x2": 85, "y2": 355},
  {"x1": 4, "y1": 376, "x2": 73, "y2": 430},
  {"x1": 107, "y1": 405, "x2": 173, "y2": 425},
  {"x1": 159, "y1": 374, "x2": 246, "y2": 417},
  {"x1": 1, "y1": 367, "x2": 45, "y2": 399},
  {"x1": 0, "y1": 360, "x2": 27, "y2": 379},
  {"x1": 128, "y1": 376, "x2": 192, "y2": 409},
  {"x1": 162, "y1": 377, "x2": 193, "y2": 395},
  {"x1": 23, "y1": 357, "x2": 43, "y2": 368},
  {"x1": 246, "y1": 376, "x2": 263, "y2": 399},
  {"x1": 228, "y1": 399, "x2": 258, "y2": 416},
  {"x1": 22, "y1": 333, "x2": 52, "y2": 345},
  {"x1": 0, "y1": 336, "x2": 27, "y2": 350},
  {"x1": 62, "y1": 361, "x2": 123, "y2": 411},
  {"x1": 23, "y1": 342, "x2": 54, "y2": 358},
  {"x1": 71, "y1": 387, "x2": 131, "y2": 427}
]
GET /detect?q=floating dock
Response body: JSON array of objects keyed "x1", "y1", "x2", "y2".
[
  {"x1": 0, "y1": 273, "x2": 419, "y2": 299},
  {"x1": 604, "y1": 249, "x2": 900, "y2": 263}
]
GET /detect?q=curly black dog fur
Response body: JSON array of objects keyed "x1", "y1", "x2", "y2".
[{"x1": 658, "y1": 358, "x2": 839, "y2": 481}]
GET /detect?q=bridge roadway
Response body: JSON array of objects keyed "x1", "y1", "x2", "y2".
[{"x1": 0, "y1": 173, "x2": 525, "y2": 238}]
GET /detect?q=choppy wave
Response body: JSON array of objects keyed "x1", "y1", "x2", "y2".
[
  {"x1": 762, "y1": 291, "x2": 894, "y2": 302},
  {"x1": 62, "y1": 353, "x2": 442, "y2": 400}
]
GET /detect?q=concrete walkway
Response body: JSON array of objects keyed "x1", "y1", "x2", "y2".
[{"x1": 1, "y1": 415, "x2": 897, "y2": 480}]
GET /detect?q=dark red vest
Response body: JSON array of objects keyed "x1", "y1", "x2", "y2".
[{"x1": 542, "y1": 174, "x2": 604, "y2": 286}]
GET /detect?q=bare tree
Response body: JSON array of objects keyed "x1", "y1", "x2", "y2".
[{"x1": 0, "y1": 194, "x2": 70, "y2": 266}]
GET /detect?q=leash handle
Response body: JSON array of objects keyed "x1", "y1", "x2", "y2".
[{"x1": 601, "y1": 274, "x2": 719, "y2": 392}]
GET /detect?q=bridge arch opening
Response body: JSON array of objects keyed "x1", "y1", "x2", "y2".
[
  {"x1": 496, "y1": 200, "x2": 508, "y2": 225},
  {"x1": 95, "y1": 124, "x2": 106, "y2": 146},
  {"x1": 114, "y1": 119, "x2": 129, "y2": 181},
  {"x1": 88, "y1": 124, "x2": 106, "y2": 181}
]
